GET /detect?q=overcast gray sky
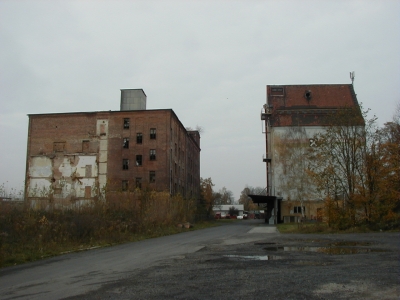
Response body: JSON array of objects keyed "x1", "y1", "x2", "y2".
[{"x1": 1, "y1": 0, "x2": 399, "y2": 200}]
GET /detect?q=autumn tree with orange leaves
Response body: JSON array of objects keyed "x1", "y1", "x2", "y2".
[{"x1": 307, "y1": 103, "x2": 400, "y2": 229}]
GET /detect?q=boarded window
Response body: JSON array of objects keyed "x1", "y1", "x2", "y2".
[
  {"x1": 82, "y1": 140, "x2": 90, "y2": 152},
  {"x1": 100, "y1": 124, "x2": 106, "y2": 136},
  {"x1": 53, "y1": 142, "x2": 65, "y2": 152},
  {"x1": 85, "y1": 165, "x2": 92, "y2": 177},
  {"x1": 85, "y1": 186, "x2": 91, "y2": 198}
]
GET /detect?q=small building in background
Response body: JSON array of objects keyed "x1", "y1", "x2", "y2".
[
  {"x1": 213, "y1": 204, "x2": 244, "y2": 218},
  {"x1": 25, "y1": 89, "x2": 201, "y2": 209}
]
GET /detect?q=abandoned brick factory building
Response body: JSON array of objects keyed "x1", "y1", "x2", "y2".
[
  {"x1": 25, "y1": 89, "x2": 201, "y2": 209},
  {"x1": 252, "y1": 83, "x2": 363, "y2": 224}
]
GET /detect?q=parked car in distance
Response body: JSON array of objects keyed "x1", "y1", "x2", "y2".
[{"x1": 236, "y1": 215, "x2": 243, "y2": 220}]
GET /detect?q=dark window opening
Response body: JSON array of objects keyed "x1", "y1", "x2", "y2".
[
  {"x1": 123, "y1": 138, "x2": 129, "y2": 149},
  {"x1": 136, "y1": 178, "x2": 142, "y2": 189},
  {"x1": 122, "y1": 180, "x2": 128, "y2": 191},
  {"x1": 123, "y1": 159, "x2": 129, "y2": 170},
  {"x1": 136, "y1": 155, "x2": 142, "y2": 166},
  {"x1": 150, "y1": 128, "x2": 156, "y2": 139},
  {"x1": 150, "y1": 149, "x2": 156, "y2": 161},
  {"x1": 149, "y1": 171, "x2": 155, "y2": 183},
  {"x1": 136, "y1": 133, "x2": 143, "y2": 144},
  {"x1": 293, "y1": 206, "x2": 305, "y2": 214},
  {"x1": 123, "y1": 118, "x2": 130, "y2": 129}
]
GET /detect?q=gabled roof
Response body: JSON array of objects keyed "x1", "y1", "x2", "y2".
[{"x1": 266, "y1": 84, "x2": 362, "y2": 127}]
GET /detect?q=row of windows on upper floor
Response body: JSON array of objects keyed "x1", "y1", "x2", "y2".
[
  {"x1": 122, "y1": 150, "x2": 156, "y2": 168},
  {"x1": 123, "y1": 118, "x2": 156, "y2": 136},
  {"x1": 122, "y1": 172, "x2": 155, "y2": 191}
]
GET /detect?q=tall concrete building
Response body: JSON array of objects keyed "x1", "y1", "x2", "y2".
[
  {"x1": 253, "y1": 84, "x2": 362, "y2": 223},
  {"x1": 25, "y1": 89, "x2": 201, "y2": 209}
]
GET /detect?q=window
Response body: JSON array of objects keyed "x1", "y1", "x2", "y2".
[
  {"x1": 136, "y1": 133, "x2": 143, "y2": 144},
  {"x1": 270, "y1": 87, "x2": 284, "y2": 96},
  {"x1": 123, "y1": 138, "x2": 129, "y2": 149},
  {"x1": 136, "y1": 155, "x2": 142, "y2": 166},
  {"x1": 85, "y1": 165, "x2": 92, "y2": 177},
  {"x1": 149, "y1": 149, "x2": 156, "y2": 160},
  {"x1": 294, "y1": 206, "x2": 305, "y2": 214},
  {"x1": 150, "y1": 128, "x2": 156, "y2": 139},
  {"x1": 136, "y1": 178, "x2": 142, "y2": 189},
  {"x1": 85, "y1": 186, "x2": 91, "y2": 198},
  {"x1": 122, "y1": 180, "x2": 128, "y2": 191},
  {"x1": 123, "y1": 118, "x2": 130, "y2": 129},
  {"x1": 53, "y1": 142, "x2": 65, "y2": 152},
  {"x1": 149, "y1": 171, "x2": 155, "y2": 183},
  {"x1": 122, "y1": 159, "x2": 129, "y2": 170},
  {"x1": 82, "y1": 140, "x2": 90, "y2": 152}
]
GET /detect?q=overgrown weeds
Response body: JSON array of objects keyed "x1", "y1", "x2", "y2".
[{"x1": 0, "y1": 190, "x2": 216, "y2": 268}]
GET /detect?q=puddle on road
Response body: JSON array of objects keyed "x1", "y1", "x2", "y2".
[
  {"x1": 264, "y1": 246, "x2": 388, "y2": 255},
  {"x1": 224, "y1": 254, "x2": 283, "y2": 261}
]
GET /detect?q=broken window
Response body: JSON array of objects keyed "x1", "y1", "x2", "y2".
[
  {"x1": 123, "y1": 138, "x2": 129, "y2": 149},
  {"x1": 122, "y1": 159, "x2": 129, "y2": 170},
  {"x1": 53, "y1": 142, "x2": 65, "y2": 152},
  {"x1": 149, "y1": 171, "x2": 156, "y2": 183},
  {"x1": 136, "y1": 155, "x2": 142, "y2": 166},
  {"x1": 136, "y1": 177, "x2": 142, "y2": 189},
  {"x1": 136, "y1": 133, "x2": 143, "y2": 144},
  {"x1": 123, "y1": 118, "x2": 130, "y2": 129},
  {"x1": 150, "y1": 128, "x2": 156, "y2": 139},
  {"x1": 122, "y1": 180, "x2": 128, "y2": 191},
  {"x1": 149, "y1": 149, "x2": 156, "y2": 161}
]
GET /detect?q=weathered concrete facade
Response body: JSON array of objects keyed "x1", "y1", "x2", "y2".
[
  {"x1": 263, "y1": 84, "x2": 361, "y2": 222},
  {"x1": 25, "y1": 100, "x2": 200, "y2": 209}
]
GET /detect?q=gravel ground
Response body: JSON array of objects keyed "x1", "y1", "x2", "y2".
[{"x1": 67, "y1": 231, "x2": 399, "y2": 300}]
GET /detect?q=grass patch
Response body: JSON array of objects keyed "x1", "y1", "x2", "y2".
[{"x1": 1, "y1": 220, "x2": 219, "y2": 268}]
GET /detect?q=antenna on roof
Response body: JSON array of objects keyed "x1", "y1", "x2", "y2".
[{"x1": 350, "y1": 71, "x2": 355, "y2": 85}]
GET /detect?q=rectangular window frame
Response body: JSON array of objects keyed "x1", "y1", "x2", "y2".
[
  {"x1": 123, "y1": 138, "x2": 129, "y2": 149},
  {"x1": 123, "y1": 118, "x2": 130, "y2": 129},
  {"x1": 136, "y1": 133, "x2": 143, "y2": 144},
  {"x1": 122, "y1": 180, "x2": 129, "y2": 191},
  {"x1": 122, "y1": 159, "x2": 129, "y2": 170},
  {"x1": 149, "y1": 171, "x2": 156, "y2": 183},
  {"x1": 136, "y1": 155, "x2": 142, "y2": 166},
  {"x1": 150, "y1": 128, "x2": 156, "y2": 139},
  {"x1": 149, "y1": 149, "x2": 156, "y2": 161}
]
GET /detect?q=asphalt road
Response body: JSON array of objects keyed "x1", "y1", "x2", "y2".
[
  {"x1": 1, "y1": 220, "x2": 399, "y2": 300},
  {"x1": 0, "y1": 220, "x2": 266, "y2": 299}
]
